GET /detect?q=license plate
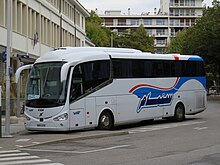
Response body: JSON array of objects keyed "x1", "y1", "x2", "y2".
[{"x1": 37, "y1": 124, "x2": 46, "y2": 127}]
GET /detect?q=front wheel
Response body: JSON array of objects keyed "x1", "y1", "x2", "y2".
[
  {"x1": 174, "y1": 103, "x2": 185, "y2": 122},
  {"x1": 98, "y1": 111, "x2": 114, "y2": 130}
]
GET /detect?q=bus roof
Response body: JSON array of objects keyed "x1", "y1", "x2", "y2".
[{"x1": 35, "y1": 47, "x2": 203, "y2": 64}]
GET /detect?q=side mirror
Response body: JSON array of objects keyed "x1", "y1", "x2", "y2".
[
  {"x1": 60, "y1": 62, "x2": 75, "y2": 82},
  {"x1": 15, "y1": 64, "x2": 33, "y2": 83}
]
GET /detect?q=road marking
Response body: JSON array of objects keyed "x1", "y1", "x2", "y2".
[
  {"x1": 16, "y1": 139, "x2": 31, "y2": 142},
  {"x1": 37, "y1": 163, "x2": 64, "y2": 165},
  {"x1": 129, "y1": 121, "x2": 206, "y2": 134},
  {"x1": 0, "y1": 150, "x2": 64, "y2": 165},
  {"x1": 0, "y1": 153, "x2": 30, "y2": 158},
  {"x1": 0, "y1": 159, "x2": 51, "y2": 165},
  {"x1": 0, "y1": 150, "x2": 21, "y2": 154},
  {"x1": 15, "y1": 145, "x2": 23, "y2": 148},
  {"x1": 194, "y1": 127, "x2": 208, "y2": 130},
  {"x1": 80, "y1": 145, "x2": 130, "y2": 154},
  {"x1": 22, "y1": 144, "x2": 130, "y2": 154},
  {"x1": 0, "y1": 155, "x2": 39, "y2": 161},
  {"x1": 32, "y1": 142, "x2": 41, "y2": 144}
]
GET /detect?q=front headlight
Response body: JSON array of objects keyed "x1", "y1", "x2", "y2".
[
  {"x1": 53, "y1": 113, "x2": 68, "y2": 121},
  {"x1": 25, "y1": 114, "x2": 31, "y2": 121}
]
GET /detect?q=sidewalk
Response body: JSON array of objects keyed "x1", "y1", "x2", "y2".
[
  {"x1": 1, "y1": 116, "x2": 26, "y2": 136},
  {"x1": 207, "y1": 94, "x2": 220, "y2": 101}
]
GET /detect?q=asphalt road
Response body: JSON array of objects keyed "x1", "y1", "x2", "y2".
[{"x1": 0, "y1": 100, "x2": 220, "y2": 165}]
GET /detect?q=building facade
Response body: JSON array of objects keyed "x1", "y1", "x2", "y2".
[
  {"x1": 0, "y1": 0, "x2": 90, "y2": 113},
  {"x1": 100, "y1": 0, "x2": 204, "y2": 53}
]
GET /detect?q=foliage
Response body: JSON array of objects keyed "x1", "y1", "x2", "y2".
[
  {"x1": 167, "y1": 28, "x2": 188, "y2": 54},
  {"x1": 86, "y1": 12, "x2": 154, "y2": 52},
  {"x1": 167, "y1": 1, "x2": 220, "y2": 86},
  {"x1": 114, "y1": 25, "x2": 154, "y2": 52},
  {"x1": 85, "y1": 11, "x2": 111, "y2": 47}
]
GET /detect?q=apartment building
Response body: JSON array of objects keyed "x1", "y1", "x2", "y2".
[
  {"x1": 0, "y1": 0, "x2": 90, "y2": 110},
  {"x1": 100, "y1": 0, "x2": 204, "y2": 53}
]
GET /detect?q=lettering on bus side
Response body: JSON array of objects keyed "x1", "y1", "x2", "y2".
[
  {"x1": 129, "y1": 78, "x2": 180, "y2": 113},
  {"x1": 137, "y1": 92, "x2": 173, "y2": 113}
]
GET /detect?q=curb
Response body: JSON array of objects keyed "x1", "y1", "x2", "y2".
[
  {"x1": 207, "y1": 95, "x2": 220, "y2": 101},
  {"x1": 20, "y1": 130, "x2": 129, "y2": 148}
]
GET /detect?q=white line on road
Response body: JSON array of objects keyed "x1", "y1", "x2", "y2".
[
  {"x1": 0, "y1": 155, "x2": 39, "y2": 161},
  {"x1": 36, "y1": 163, "x2": 64, "y2": 165},
  {"x1": 129, "y1": 121, "x2": 207, "y2": 134},
  {"x1": 22, "y1": 144, "x2": 130, "y2": 154},
  {"x1": 0, "y1": 150, "x2": 21, "y2": 154},
  {"x1": 194, "y1": 127, "x2": 208, "y2": 130},
  {"x1": 0, "y1": 159, "x2": 51, "y2": 165},
  {"x1": 15, "y1": 145, "x2": 23, "y2": 148},
  {"x1": 16, "y1": 139, "x2": 31, "y2": 142},
  {"x1": 32, "y1": 142, "x2": 41, "y2": 144},
  {"x1": 0, "y1": 153, "x2": 30, "y2": 158}
]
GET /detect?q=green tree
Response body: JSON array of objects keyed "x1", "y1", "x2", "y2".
[
  {"x1": 194, "y1": 1, "x2": 220, "y2": 74},
  {"x1": 167, "y1": 1, "x2": 220, "y2": 85},
  {"x1": 114, "y1": 25, "x2": 154, "y2": 52},
  {"x1": 167, "y1": 28, "x2": 188, "y2": 54},
  {"x1": 86, "y1": 11, "x2": 111, "y2": 47}
]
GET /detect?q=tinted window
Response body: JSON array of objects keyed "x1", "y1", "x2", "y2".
[
  {"x1": 70, "y1": 60, "x2": 110, "y2": 102},
  {"x1": 112, "y1": 59, "x2": 205, "y2": 78},
  {"x1": 82, "y1": 60, "x2": 110, "y2": 92}
]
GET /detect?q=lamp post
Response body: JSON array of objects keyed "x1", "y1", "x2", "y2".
[
  {"x1": 5, "y1": 0, "x2": 12, "y2": 137},
  {"x1": 111, "y1": 33, "x2": 113, "y2": 47},
  {"x1": 110, "y1": 29, "x2": 117, "y2": 47}
]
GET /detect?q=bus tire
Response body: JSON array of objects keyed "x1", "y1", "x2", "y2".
[
  {"x1": 174, "y1": 103, "x2": 185, "y2": 122},
  {"x1": 98, "y1": 111, "x2": 114, "y2": 130}
]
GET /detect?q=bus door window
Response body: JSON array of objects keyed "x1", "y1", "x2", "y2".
[
  {"x1": 82, "y1": 61, "x2": 110, "y2": 92},
  {"x1": 70, "y1": 65, "x2": 83, "y2": 102}
]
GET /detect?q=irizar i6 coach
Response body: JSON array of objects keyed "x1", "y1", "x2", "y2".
[{"x1": 16, "y1": 47, "x2": 206, "y2": 131}]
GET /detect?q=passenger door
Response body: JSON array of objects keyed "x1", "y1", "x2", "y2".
[{"x1": 69, "y1": 66, "x2": 86, "y2": 129}]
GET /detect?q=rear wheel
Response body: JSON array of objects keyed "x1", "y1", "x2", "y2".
[
  {"x1": 174, "y1": 103, "x2": 185, "y2": 122},
  {"x1": 98, "y1": 111, "x2": 114, "y2": 130}
]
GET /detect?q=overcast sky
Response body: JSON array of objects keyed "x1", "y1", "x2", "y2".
[{"x1": 78, "y1": 0, "x2": 213, "y2": 14}]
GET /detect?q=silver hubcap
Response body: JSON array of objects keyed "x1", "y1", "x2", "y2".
[
  {"x1": 176, "y1": 107, "x2": 183, "y2": 119},
  {"x1": 101, "y1": 115, "x2": 109, "y2": 127}
]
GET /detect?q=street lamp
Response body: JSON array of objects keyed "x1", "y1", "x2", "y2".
[
  {"x1": 5, "y1": 0, "x2": 12, "y2": 137},
  {"x1": 110, "y1": 29, "x2": 117, "y2": 47}
]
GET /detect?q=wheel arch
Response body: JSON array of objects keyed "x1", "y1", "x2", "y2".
[
  {"x1": 174, "y1": 101, "x2": 185, "y2": 113},
  {"x1": 97, "y1": 107, "x2": 115, "y2": 127},
  {"x1": 173, "y1": 101, "x2": 186, "y2": 121}
]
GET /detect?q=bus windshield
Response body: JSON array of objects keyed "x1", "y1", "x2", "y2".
[{"x1": 26, "y1": 62, "x2": 68, "y2": 108}]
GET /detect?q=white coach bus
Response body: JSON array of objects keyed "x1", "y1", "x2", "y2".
[{"x1": 15, "y1": 47, "x2": 206, "y2": 131}]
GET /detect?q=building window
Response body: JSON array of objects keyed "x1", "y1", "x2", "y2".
[
  {"x1": 156, "y1": 29, "x2": 165, "y2": 35},
  {"x1": 156, "y1": 19, "x2": 165, "y2": 25},
  {"x1": 170, "y1": 9, "x2": 174, "y2": 16},
  {"x1": 146, "y1": 29, "x2": 153, "y2": 36},
  {"x1": 105, "y1": 19, "x2": 113, "y2": 26},
  {"x1": 186, "y1": 19, "x2": 190, "y2": 26},
  {"x1": 118, "y1": 19, "x2": 126, "y2": 26},
  {"x1": 185, "y1": 9, "x2": 190, "y2": 16},
  {"x1": 156, "y1": 39, "x2": 166, "y2": 45},
  {"x1": 180, "y1": 0, "x2": 184, "y2": 6},
  {"x1": 180, "y1": 9, "x2": 184, "y2": 16},
  {"x1": 143, "y1": 19, "x2": 152, "y2": 25},
  {"x1": 76, "y1": 11, "x2": 80, "y2": 27},
  {"x1": 131, "y1": 19, "x2": 139, "y2": 26}
]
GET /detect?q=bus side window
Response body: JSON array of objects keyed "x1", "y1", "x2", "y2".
[
  {"x1": 82, "y1": 60, "x2": 110, "y2": 92},
  {"x1": 70, "y1": 65, "x2": 83, "y2": 102}
]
